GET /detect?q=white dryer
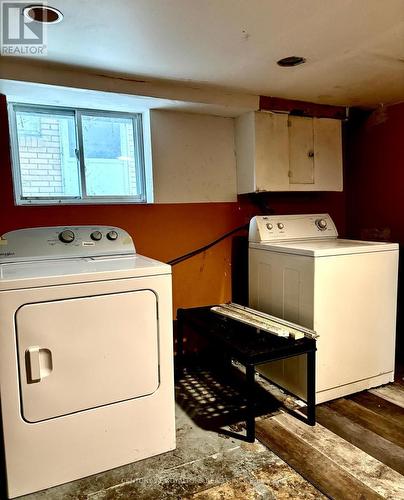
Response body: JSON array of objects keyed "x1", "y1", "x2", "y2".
[
  {"x1": 249, "y1": 214, "x2": 399, "y2": 404},
  {"x1": 0, "y1": 226, "x2": 175, "y2": 498}
]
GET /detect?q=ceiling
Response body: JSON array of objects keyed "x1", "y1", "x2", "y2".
[{"x1": 3, "y1": 0, "x2": 404, "y2": 107}]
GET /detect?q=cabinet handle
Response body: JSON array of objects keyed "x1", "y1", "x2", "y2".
[{"x1": 308, "y1": 150, "x2": 315, "y2": 158}]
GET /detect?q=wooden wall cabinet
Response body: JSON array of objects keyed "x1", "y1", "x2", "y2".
[{"x1": 235, "y1": 111, "x2": 343, "y2": 193}]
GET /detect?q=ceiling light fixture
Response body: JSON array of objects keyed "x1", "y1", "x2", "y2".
[
  {"x1": 23, "y1": 5, "x2": 63, "y2": 24},
  {"x1": 277, "y1": 56, "x2": 306, "y2": 67}
]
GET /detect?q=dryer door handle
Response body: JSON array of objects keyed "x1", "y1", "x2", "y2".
[
  {"x1": 26, "y1": 346, "x2": 41, "y2": 382},
  {"x1": 26, "y1": 347, "x2": 53, "y2": 383}
]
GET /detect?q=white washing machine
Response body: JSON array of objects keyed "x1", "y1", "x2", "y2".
[
  {"x1": 249, "y1": 214, "x2": 399, "y2": 404},
  {"x1": 0, "y1": 226, "x2": 175, "y2": 498}
]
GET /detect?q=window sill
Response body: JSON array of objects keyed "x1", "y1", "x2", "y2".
[{"x1": 16, "y1": 197, "x2": 148, "y2": 206}]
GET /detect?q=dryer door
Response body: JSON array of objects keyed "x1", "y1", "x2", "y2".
[{"x1": 16, "y1": 290, "x2": 159, "y2": 422}]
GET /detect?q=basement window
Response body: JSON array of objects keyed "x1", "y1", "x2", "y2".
[{"x1": 9, "y1": 104, "x2": 147, "y2": 205}]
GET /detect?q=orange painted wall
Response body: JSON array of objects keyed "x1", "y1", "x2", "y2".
[{"x1": 0, "y1": 94, "x2": 346, "y2": 319}]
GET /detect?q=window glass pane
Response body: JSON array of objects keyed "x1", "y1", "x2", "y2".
[
  {"x1": 15, "y1": 110, "x2": 81, "y2": 198},
  {"x1": 16, "y1": 114, "x2": 41, "y2": 136},
  {"x1": 81, "y1": 115, "x2": 140, "y2": 197}
]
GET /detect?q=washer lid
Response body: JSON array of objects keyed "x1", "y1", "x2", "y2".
[
  {"x1": 249, "y1": 238, "x2": 399, "y2": 257},
  {"x1": 0, "y1": 254, "x2": 171, "y2": 291}
]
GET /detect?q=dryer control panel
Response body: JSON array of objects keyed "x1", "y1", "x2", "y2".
[
  {"x1": 0, "y1": 226, "x2": 135, "y2": 263},
  {"x1": 249, "y1": 214, "x2": 338, "y2": 243}
]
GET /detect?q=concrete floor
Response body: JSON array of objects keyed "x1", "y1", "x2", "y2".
[{"x1": 19, "y1": 367, "x2": 322, "y2": 499}]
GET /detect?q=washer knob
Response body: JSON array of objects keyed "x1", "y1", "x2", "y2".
[
  {"x1": 277, "y1": 222, "x2": 284, "y2": 230},
  {"x1": 266, "y1": 223, "x2": 273, "y2": 230},
  {"x1": 316, "y1": 218, "x2": 328, "y2": 230},
  {"x1": 107, "y1": 230, "x2": 118, "y2": 241},
  {"x1": 90, "y1": 231, "x2": 102, "y2": 241},
  {"x1": 59, "y1": 230, "x2": 75, "y2": 244}
]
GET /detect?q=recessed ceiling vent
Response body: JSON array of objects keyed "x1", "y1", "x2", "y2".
[
  {"x1": 277, "y1": 56, "x2": 306, "y2": 67},
  {"x1": 23, "y1": 5, "x2": 63, "y2": 24}
]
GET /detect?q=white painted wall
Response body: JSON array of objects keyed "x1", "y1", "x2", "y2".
[{"x1": 149, "y1": 110, "x2": 237, "y2": 203}]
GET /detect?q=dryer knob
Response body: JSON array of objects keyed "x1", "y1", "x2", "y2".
[
  {"x1": 90, "y1": 231, "x2": 102, "y2": 241},
  {"x1": 316, "y1": 218, "x2": 328, "y2": 230},
  {"x1": 107, "y1": 230, "x2": 118, "y2": 241},
  {"x1": 277, "y1": 223, "x2": 284, "y2": 230},
  {"x1": 266, "y1": 223, "x2": 273, "y2": 230},
  {"x1": 59, "y1": 230, "x2": 75, "y2": 243}
]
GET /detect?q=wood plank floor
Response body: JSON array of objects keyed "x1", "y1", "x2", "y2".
[{"x1": 256, "y1": 381, "x2": 404, "y2": 499}]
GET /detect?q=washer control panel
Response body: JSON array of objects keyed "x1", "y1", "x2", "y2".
[
  {"x1": 0, "y1": 226, "x2": 135, "y2": 263},
  {"x1": 249, "y1": 214, "x2": 338, "y2": 243}
]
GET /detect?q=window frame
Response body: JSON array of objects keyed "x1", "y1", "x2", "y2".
[{"x1": 8, "y1": 103, "x2": 147, "y2": 205}]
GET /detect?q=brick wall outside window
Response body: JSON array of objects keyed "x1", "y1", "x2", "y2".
[{"x1": 18, "y1": 117, "x2": 65, "y2": 196}]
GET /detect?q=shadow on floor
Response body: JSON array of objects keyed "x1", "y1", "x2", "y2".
[{"x1": 175, "y1": 362, "x2": 280, "y2": 441}]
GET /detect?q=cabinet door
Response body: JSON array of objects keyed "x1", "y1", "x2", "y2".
[
  {"x1": 255, "y1": 112, "x2": 289, "y2": 191},
  {"x1": 288, "y1": 116, "x2": 315, "y2": 185},
  {"x1": 235, "y1": 112, "x2": 289, "y2": 193},
  {"x1": 313, "y1": 118, "x2": 343, "y2": 191}
]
